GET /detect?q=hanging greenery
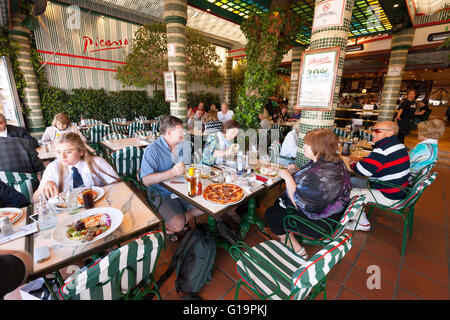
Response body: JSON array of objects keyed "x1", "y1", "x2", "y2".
[
  {"x1": 115, "y1": 23, "x2": 223, "y2": 89},
  {"x1": 234, "y1": 4, "x2": 302, "y2": 129},
  {"x1": 230, "y1": 59, "x2": 247, "y2": 110}
]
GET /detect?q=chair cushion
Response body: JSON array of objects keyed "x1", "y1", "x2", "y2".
[{"x1": 235, "y1": 240, "x2": 307, "y2": 300}]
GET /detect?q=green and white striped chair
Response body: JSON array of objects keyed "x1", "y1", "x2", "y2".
[
  {"x1": 109, "y1": 118, "x2": 126, "y2": 134},
  {"x1": 88, "y1": 124, "x2": 110, "y2": 144},
  {"x1": 333, "y1": 127, "x2": 349, "y2": 139},
  {"x1": 0, "y1": 171, "x2": 39, "y2": 202},
  {"x1": 365, "y1": 172, "x2": 438, "y2": 256},
  {"x1": 128, "y1": 121, "x2": 147, "y2": 138},
  {"x1": 101, "y1": 132, "x2": 127, "y2": 142},
  {"x1": 133, "y1": 130, "x2": 153, "y2": 139},
  {"x1": 84, "y1": 119, "x2": 102, "y2": 126},
  {"x1": 231, "y1": 234, "x2": 352, "y2": 300},
  {"x1": 358, "y1": 129, "x2": 373, "y2": 142},
  {"x1": 136, "y1": 116, "x2": 147, "y2": 121},
  {"x1": 284, "y1": 195, "x2": 366, "y2": 247},
  {"x1": 59, "y1": 231, "x2": 165, "y2": 300},
  {"x1": 110, "y1": 146, "x2": 144, "y2": 183}
]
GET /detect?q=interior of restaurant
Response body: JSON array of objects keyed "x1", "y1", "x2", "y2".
[{"x1": 0, "y1": 0, "x2": 449, "y2": 303}]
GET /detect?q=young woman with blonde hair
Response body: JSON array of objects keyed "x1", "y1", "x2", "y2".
[
  {"x1": 33, "y1": 133, "x2": 119, "y2": 201},
  {"x1": 41, "y1": 113, "x2": 87, "y2": 143}
]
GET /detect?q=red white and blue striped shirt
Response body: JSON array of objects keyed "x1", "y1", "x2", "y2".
[{"x1": 351, "y1": 135, "x2": 411, "y2": 200}]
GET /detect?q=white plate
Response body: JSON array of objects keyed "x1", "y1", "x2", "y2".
[
  {"x1": 48, "y1": 196, "x2": 70, "y2": 211},
  {"x1": 76, "y1": 186, "x2": 105, "y2": 208},
  {"x1": 0, "y1": 208, "x2": 23, "y2": 224},
  {"x1": 51, "y1": 207, "x2": 123, "y2": 246}
]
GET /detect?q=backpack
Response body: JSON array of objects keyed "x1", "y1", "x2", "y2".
[{"x1": 155, "y1": 224, "x2": 216, "y2": 299}]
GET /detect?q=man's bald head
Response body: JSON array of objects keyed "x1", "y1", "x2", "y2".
[{"x1": 372, "y1": 121, "x2": 399, "y2": 143}]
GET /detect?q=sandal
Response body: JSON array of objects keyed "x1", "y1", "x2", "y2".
[
  {"x1": 296, "y1": 247, "x2": 309, "y2": 260},
  {"x1": 166, "y1": 232, "x2": 179, "y2": 243}
]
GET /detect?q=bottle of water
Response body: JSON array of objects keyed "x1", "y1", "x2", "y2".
[
  {"x1": 237, "y1": 151, "x2": 244, "y2": 175},
  {"x1": 38, "y1": 194, "x2": 58, "y2": 230}
]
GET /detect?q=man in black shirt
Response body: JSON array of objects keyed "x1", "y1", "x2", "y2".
[
  {"x1": 414, "y1": 99, "x2": 432, "y2": 124},
  {"x1": 0, "y1": 249, "x2": 33, "y2": 299},
  {"x1": 395, "y1": 89, "x2": 417, "y2": 143}
]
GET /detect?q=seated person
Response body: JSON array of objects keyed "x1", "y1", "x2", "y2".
[
  {"x1": 291, "y1": 106, "x2": 301, "y2": 120},
  {"x1": 33, "y1": 133, "x2": 119, "y2": 201},
  {"x1": 259, "y1": 108, "x2": 272, "y2": 130},
  {"x1": 209, "y1": 104, "x2": 218, "y2": 112},
  {"x1": 0, "y1": 136, "x2": 45, "y2": 174},
  {"x1": 265, "y1": 129, "x2": 351, "y2": 259},
  {"x1": 41, "y1": 113, "x2": 87, "y2": 143},
  {"x1": 350, "y1": 97, "x2": 363, "y2": 109},
  {"x1": 140, "y1": 116, "x2": 205, "y2": 242},
  {"x1": 0, "y1": 180, "x2": 30, "y2": 208},
  {"x1": 217, "y1": 102, "x2": 234, "y2": 123},
  {"x1": 187, "y1": 109, "x2": 204, "y2": 130},
  {"x1": 279, "y1": 120, "x2": 300, "y2": 166},
  {"x1": 272, "y1": 105, "x2": 290, "y2": 123},
  {"x1": 201, "y1": 120, "x2": 240, "y2": 166},
  {"x1": 0, "y1": 113, "x2": 39, "y2": 149},
  {"x1": 192, "y1": 102, "x2": 205, "y2": 114},
  {"x1": 204, "y1": 110, "x2": 223, "y2": 135},
  {"x1": 409, "y1": 119, "x2": 445, "y2": 178},
  {"x1": 348, "y1": 121, "x2": 410, "y2": 231},
  {"x1": 413, "y1": 99, "x2": 432, "y2": 125},
  {"x1": 0, "y1": 249, "x2": 33, "y2": 300}
]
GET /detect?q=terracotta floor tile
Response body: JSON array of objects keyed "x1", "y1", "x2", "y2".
[
  {"x1": 369, "y1": 223, "x2": 404, "y2": 248},
  {"x1": 345, "y1": 266, "x2": 396, "y2": 300},
  {"x1": 336, "y1": 287, "x2": 365, "y2": 300},
  {"x1": 405, "y1": 236, "x2": 447, "y2": 264},
  {"x1": 214, "y1": 248, "x2": 241, "y2": 283},
  {"x1": 317, "y1": 279, "x2": 342, "y2": 300},
  {"x1": 403, "y1": 251, "x2": 449, "y2": 287},
  {"x1": 395, "y1": 288, "x2": 419, "y2": 300},
  {"x1": 327, "y1": 260, "x2": 353, "y2": 284},
  {"x1": 221, "y1": 284, "x2": 257, "y2": 300},
  {"x1": 343, "y1": 242, "x2": 362, "y2": 264},
  {"x1": 200, "y1": 268, "x2": 236, "y2": 300},
  {"x1": 365, "y1": 236, "x2": 402, "y2": 265},
  {"x1": 354, "y1": 251, "x2": 400, "y2": 285},
  {"x1": 398, "y1": 268, "x2": 449, "y2": 300}
]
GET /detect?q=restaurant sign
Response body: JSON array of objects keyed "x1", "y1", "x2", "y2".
[
  {"x1": 164, "y1": 71, "x2": 177, "y2": 102},
  {"x1": 312, "y1": 0, "x2": 346, "y2": 30},
  {"x1": 297, "y1": 47, "x2": 340, "y2": 111}
]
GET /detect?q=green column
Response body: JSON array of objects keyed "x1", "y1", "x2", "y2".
[
  {"x1": 378, "y1": 28, "x2": 415, "y2": 122},
  {"x1": 9, "y1": 13, "x2": 45, "y2": 138},
  {"x1": 296, "y1": 0, "x2": 354, "y2": 166},
  {"x1": 288, "y1": 47, "x2": 304, "y2": 114},
  {"x1": 163, "y1": 0, "x2": 188, "y2": 124},
  {"x1": 223, "y1": 53, "x2": 233, "y2": 104}
]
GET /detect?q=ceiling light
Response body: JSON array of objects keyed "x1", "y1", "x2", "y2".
[
  {"x1": 346, "y1": 44, "x2": 364, "y2": 52},
  {"x1": 207, "y1": 8, "x2": 211, "y2": 12},
  {"x1": 427, "y1": 31, "x2": 450, "y2": 42},
  {"x1": 393, "y1": 4, "x2": 399, "y2": 8}
]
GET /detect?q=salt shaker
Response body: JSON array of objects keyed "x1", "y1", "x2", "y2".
[{"x1": 0, "y1": 216, "x2": 14, "y2": 236}]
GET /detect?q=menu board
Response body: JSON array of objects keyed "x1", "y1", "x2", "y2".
[
  {"x1": 0, "y1": 56, "x2": 24, "y2": 127},
  {"x1": 297, "y1": 47, "x2": 340, "y2": 111},
  {"x1": 163, "y1": 70, "x2": 176, "y2": 102}
]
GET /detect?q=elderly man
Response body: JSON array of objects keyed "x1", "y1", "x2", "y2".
[
  {"x1": 217, "y1": 102, "x2": 234, "y2": 123},
  {"x1": 140, "y1": 116, "x2": 205, "y2": 242},
  {"x1": 291, "y1": 106, "x2": 301, "y2": 120},
  {"x1": 0, "y1": 113, "x2": 39, "y2": 149},
  {"x1": 347, "y1": 121, "x2": 411, "y2": 231}
]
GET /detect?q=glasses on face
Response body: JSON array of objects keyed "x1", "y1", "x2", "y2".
[{"x1": 372, "y1": 128, "x2": 392, "y2": 134}]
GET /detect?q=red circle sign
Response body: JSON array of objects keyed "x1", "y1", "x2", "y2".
[{"x1": 323, "y1": 3, "x2": 331, "y2": 11}]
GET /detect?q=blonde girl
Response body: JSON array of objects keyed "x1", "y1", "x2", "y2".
[
  {"x1": 41, "y1": 113, "x2": 87, "y2": 143},
  {"x1": 33, "y1": 133, "x2": 119, "y2": 200}
]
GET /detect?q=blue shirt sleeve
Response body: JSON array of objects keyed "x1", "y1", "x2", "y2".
[{"x1": 140, "y1": 147, "x2": 158, "y2": 179}]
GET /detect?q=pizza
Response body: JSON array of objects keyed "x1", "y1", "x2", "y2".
[
  {"x1": 1, "y1": 211, "x2": 22, "y2": 223},
  {"x1": 203, "y1": 183, "x2": 244, "y2": 205}
]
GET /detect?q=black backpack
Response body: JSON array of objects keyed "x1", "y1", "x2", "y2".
[{"x1": 156, "y1": 224, "x2": 216, "y2": 299}]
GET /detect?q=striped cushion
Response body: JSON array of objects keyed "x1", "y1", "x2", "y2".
[
  {"x1": 102, "y1": 133, "x2": 128, "y2": 142},
  {"x1": 133, "y1": 130, "x2": 153, "y2": 139},
  {"x1": 291, "y1": 234, "x2": 352, "y2": 300},
  {"x1": 128, "y1": 121, "x2": 147, "y2": 137},
  {"x1": 88, "y1": 124, "x2": 110, "y2": 144},
  {"x1": 85, "y1": 119, "x2": 102, "y2": 126},
  {"x1": 109, "y1": 118, "x2": 126, "y2": 134},
  {"x1": 111, "y1": 146, "x2": 144, "y2": 177},
  {"x1": 0, "y1": 171, "x2": 39, "y2": 202},
  {"x1": 60, "y1": 231, "x2": 164, "y2": 300},
  {"x1": 333, "y1": 127, "x2": 349, "y2": 138},
  {"x1": 137, "y1": 116, "x2": 147, "y2": 121},
  {"x1": 236, "y1": 240, "x2": 307, "y2": 300}
]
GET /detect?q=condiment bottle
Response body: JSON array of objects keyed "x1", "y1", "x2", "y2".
[
  {"x1": 187, "y1": 171, "x2": 197, "y2": 198},
  {"x1": 195, "y1": 169, "x2": 202, "y2": 196}
]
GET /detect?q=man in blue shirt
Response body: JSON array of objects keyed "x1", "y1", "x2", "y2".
[{"x1": 140, "y1": 116, "x2": 204, "y2": 241}]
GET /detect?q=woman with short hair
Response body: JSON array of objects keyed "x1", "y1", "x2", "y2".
[
  {"x1": 265, "y1": 128, "x2": 351, "y2": 259},
  {"x1": 201, "y1": 120, "x2": 241, "y2": 165},
  {"x1": 409, "y1": 119, "x2": 445, "y2": 178},
  {"x1": 41, "y1": 113, "x2": 87, "y2": 143}
]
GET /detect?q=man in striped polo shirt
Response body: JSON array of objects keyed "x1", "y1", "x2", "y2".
[{"x1": 347, "y1": 121, "x2": 411, "y2": 231}]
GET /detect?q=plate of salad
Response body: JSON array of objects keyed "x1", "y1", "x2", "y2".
[{"x1": 51, "y1": 207, "x2": 123, "y2": 246}]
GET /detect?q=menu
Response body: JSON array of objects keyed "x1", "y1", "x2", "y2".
[{"x1": 0, "y1": 56, "x2": 25, "y2": 126}]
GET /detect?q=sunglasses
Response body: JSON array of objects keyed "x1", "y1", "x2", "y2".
[{"x1": 372, "y1": 128, "x2": 392, "y2": 134}]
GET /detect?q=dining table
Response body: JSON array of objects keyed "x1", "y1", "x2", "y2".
[
  {"x1": 100, "y1": 137, "x2": 152, "y2": 153},
  {"x1": 36, "y1": 142, "x2": 96, "y2": 161},
  {"x1": 159, "y1": 161, "x2": 284, "y2": 248},
  {"x1": 0, "y1": 181, "x2": 162, "y2": 298}
]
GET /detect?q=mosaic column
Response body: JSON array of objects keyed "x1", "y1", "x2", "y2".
[
  {"x1": 378, "y1": 28, "x2": 415, "y2": 122},
  {"x1": 296, "y1": 0, "x2": 354, "y2": 166},
  {"x1": 8, "y1": 13, "x2": 45, "y2": 138},
  {"x1": 223, "y1": 53, "x2": 233, "y2": 104},
  {"x1": 163, "y1": 0, "x2": 188, "y2": 124},
  {"x1": 287, "y1": 47, "x2": 304, "y2": 114}
]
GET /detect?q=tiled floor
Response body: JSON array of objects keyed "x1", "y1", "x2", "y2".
[{"x1": 154, "y1": 127, "x2": 450, "y2": 301}]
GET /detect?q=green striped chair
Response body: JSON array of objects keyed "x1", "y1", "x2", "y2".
[
  {"x1": 110, "y1": 146, "x2": 144, "y2": 184},
  {"x1": 133, "y1": 130, "x2": 153, "y2": 139},
  {"x1": 109, "y1": 118, "x2": 126, "y2": 134},
  {"x1": 230, "y1": 234, "x2": 352, "y2": 300},
  {"x1": 358, "y1": 129, "x2": 373, "y2": 142},
  {"x1": 365, "y1": 172, "x2": 438, "y2": 256},
  {"x1": 102, "y1": 133, "x2": 128, "y2": 142},
  {"x1": 0, "y1": 171, "x2": 39, "y2": 203},
  {"x1": 88, "y1": 124, "x2": 110, "y2": 144},
  {"x1": 333, "y1": 127, "x2": 349, "y2": 139},
  {"x1": 128, "y1": 121, "x2": 147, "y2": 138},
  {"x1": 59, "y1": 231, "x2": 165, "y2": 300},
  {"x1": 136, "y1": 116, "x2": 147, "y2": 121},
  {"x1": 84, "y1": 119, "x2": 102, "y2": 126},
  {"x1": 284, "y1": 195, "x2": 366, "y2": 247}
]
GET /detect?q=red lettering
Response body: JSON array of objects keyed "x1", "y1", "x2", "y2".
[{"x1": 82, "y1": 36, "x2": 93, "y2": 54}]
